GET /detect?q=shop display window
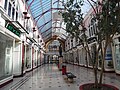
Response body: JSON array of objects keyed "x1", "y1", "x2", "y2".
[
  {"x1": 0, "y1": 33, "x2": 13, "y2": 80},
  {"x1": 26, "y1": 46, "x2": 32, "y2": 69},
  {"x1": 115, "y1": 44, "x2": 120, "y2": 70}
]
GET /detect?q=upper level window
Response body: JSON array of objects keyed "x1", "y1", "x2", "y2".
[
  {"x1": 16, "y1": 12, "x2": 18, "y2": 21},
  {"x1": 4, "y1": 0, "x2": 19, "y2": 21},
  {"x1": 8, "y1": 2, "x2": 12, "y2": 17},
  {"x1": 16, "y1": 5, "x2": 18, "y2": 11},
  {"x1": 4, "y1": 0, "x2": 8, "y2": 10},
  {"x1": 88, "y1": 17, "x2": 97, "y2": 37},
  {"x1": 12, "y1": 7, "x2": 15, "y2": 20}
]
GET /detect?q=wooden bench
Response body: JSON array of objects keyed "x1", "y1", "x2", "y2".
[{"x1": 64, "y1": 72, "x2": 76, "y2": 83}]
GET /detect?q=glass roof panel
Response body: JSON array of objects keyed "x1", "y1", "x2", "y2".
[{"x1": 26, "y1": 0, "x2": 67, "y2": 42}]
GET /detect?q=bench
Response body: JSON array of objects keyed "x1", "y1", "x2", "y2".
[{"x1": 64, "y1": 72, "x2": 76, "y2": 83}]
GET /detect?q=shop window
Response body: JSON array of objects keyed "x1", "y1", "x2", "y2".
[
  {"x1": 8, "y1": 2, "x2": 12, "y2": 17},
  {"x1": 115, "y1": 44, "x2": 120, "y2": 70},
  {"x1": 0, "y1": 33, "x2": 13, "y2": 80},
  {"x1": 26, "y1": 46, "x2": 31, "y2": 69},
  {"x1": 4, "y1": 0, "x2": 8, "y2": 10}
]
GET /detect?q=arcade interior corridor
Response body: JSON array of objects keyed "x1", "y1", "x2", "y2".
[{"x1": 1, "y1": 64, "x2": 120, "y2": 90}]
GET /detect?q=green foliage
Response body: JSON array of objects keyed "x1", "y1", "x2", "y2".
[
  {"x1": 62, "y1": 0, "x2": 84, "y2": 38},
  {"x1": 98, "y1": 0, "x2": 120, "y2": 39},
  {"x1": 62, "y1": 0, "x2": 120, "y2": 42},
  {"x1": 61, "y1": 0, "x2": 120, "y2": 87}
]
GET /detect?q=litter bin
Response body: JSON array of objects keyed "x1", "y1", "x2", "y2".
[{"x1": 62, "y1": 65, "x2": 66, "y2": 75}]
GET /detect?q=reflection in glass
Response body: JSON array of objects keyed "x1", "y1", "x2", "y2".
[
  {"x1": 0, "y1": 33, "x2": 13, "y2": 80},
  {"x1": 115, "y1": 44, "x2": 120, "y2": 70}
]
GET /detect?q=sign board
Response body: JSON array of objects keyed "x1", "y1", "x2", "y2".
[{"x1": 6, "y1": 23, "x2": 21, "y2": 37}]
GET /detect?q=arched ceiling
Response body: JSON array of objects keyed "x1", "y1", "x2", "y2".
[
  {"x1": 25, "y1": 0, "x2": 67, "y2": 43},
  {"x1": 45, "y1": 37, "x2": 65, "y2": 52}
]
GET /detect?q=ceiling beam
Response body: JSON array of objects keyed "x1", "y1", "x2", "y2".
[{"x1": 41, "y1": 27, "x2": 52, "y2": 35}]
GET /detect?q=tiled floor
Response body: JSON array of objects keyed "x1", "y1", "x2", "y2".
[{"x1": 1, "y1": 64, "x2": 120, "y2": 90}]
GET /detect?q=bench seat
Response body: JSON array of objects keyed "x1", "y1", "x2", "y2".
[
  {"x1": 65, "y1": 72, "x2": 76, "y2": 83},
  {"x1": 66, "y1": 72, "x2": 76, "y2": 78}
]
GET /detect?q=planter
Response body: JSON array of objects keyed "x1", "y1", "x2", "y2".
[{"x1": 79, "y1": 83, "x2": 119, "y2": 90}]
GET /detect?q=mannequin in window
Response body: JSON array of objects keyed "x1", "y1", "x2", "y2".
[{"x1": 59, "y1": 44, "x2": 62, "y2": 56}]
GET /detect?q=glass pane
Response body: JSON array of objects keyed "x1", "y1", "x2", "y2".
[
  {"x1": 4, "y1": 0, "x2": 8, "y2": 10},
  {"x1": 8, "y1": 2, "x2": 12, "y2": 17},
  {"x1": 115, "y1": 44, "x2": 120, "y2": 70},
  {"x1": 12, "y1": 7, "x2": 15, "y2": 20},
  {"x1": 16, "y1": 12, "x2": 18, "y2": 21},
  {"x1": 0, "y1": 33, "x2": 13, "y2": 80},
  {"x1": 26, "y1": 46, "x2": 32, "y2": 69}
]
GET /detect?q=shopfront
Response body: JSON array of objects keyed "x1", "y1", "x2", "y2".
[
  {"x1": 78, "y1": 47, "x2": 86, "y2": 66},
  {"x1": 33, "y1": 48, "x2": 37, "y2": 68},
  {"x1": 37, "y1": 50, "x2": 41, "y2": 66},
  {"x1": 104, "y1": 45, "x2": 114, "y2": 71},
  {"x1": 98, "y1": 44, "x2": 114, "y2": 71},
  {"x1": 73, "y1": 49, "x2": 77, "y2": 65},
  {"x1": 88, "y1": 43, "x2": 96, "y2": 68},
  {"x1": 78, "y1": 48, "x2": 83, "y2": 66},
  {"x1": 25, "y1": 44, "x2": 32, "y2": 71},
  {"x1": 0, "y1": 31, "x2": 13, "y2": 85},
  {"x1": 69, "y1": 51, "x2": 74, "y2": 64},
  {"x1": 40, "y1": 50, "x2": 45, "y2": 65},
  {"x1": 67, "y1": 52, "x2": 70, "y2": 63}
]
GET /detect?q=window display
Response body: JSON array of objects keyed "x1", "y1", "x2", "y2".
[
  {"x1": 33, "y1": 49, "x2": 37, "y2": 67},
  {"x1": 26, "y1": 45, "x2": 32, "y2": 69},
  {"x1": 0, "y1": 33, "x2": 13, "y2": 80},
  {"x1": 105, "y1": 45, "x2": 114, "y2": 69},
  {"x1": 115, "y1": 44, "x2": 120, "y2": 71}
]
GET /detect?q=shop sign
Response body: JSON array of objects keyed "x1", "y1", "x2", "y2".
[{"x1": 6, "y1": 23, "x2": 21, "y2": 37}]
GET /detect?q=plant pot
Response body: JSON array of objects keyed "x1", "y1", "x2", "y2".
[{"x1": 79, "y1": 83, "x2": 119, "y2": 90}]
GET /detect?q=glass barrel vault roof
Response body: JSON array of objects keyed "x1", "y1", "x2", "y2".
[{"x1": 26, "y1": 0, "x2": 67, "y2": 42}]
